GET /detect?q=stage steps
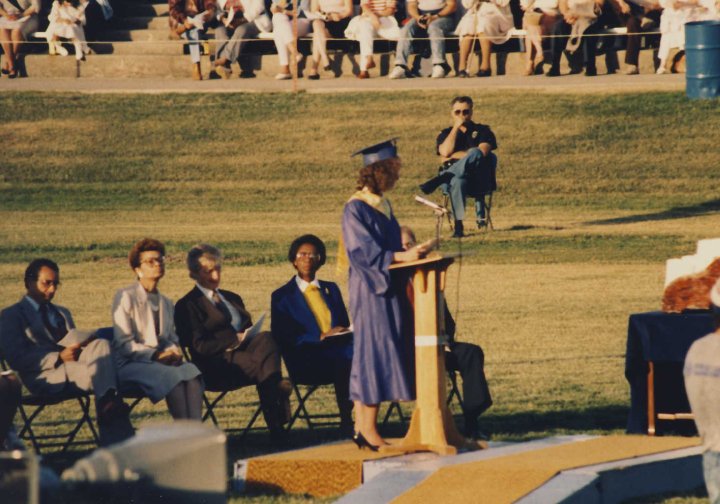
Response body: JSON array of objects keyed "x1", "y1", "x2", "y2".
[{"x1": 233, "y1": 435, "x2": 702, "y2": 502}]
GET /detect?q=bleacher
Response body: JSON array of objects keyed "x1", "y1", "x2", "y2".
[{"x1": 13, "y1": 0, "x2": 661, "y2": 79}]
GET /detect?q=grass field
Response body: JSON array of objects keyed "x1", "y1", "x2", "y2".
[{"x1": 1, "y1": 90, "x2": 719, "y2": 502}]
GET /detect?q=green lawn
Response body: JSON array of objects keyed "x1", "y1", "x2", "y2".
[{"x1": 1, "y1": 90, "x2": 719, "y2": 503}]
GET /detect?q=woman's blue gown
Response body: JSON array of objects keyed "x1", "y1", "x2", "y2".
[{"x1": 342, "y1": 198, "x2": 414, "y2": 404}]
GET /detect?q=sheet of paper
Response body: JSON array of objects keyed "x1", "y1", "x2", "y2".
[
  {"x1": 240, "y1": 311, "x2": 266, "y2": 343},
  {"x1": 58, "y1": 328, "x2": 95, "y2": 347}
]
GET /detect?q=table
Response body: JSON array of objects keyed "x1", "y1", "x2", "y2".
[{"x1": 625, "y1": 310, "x2": 714, "y2": 434}]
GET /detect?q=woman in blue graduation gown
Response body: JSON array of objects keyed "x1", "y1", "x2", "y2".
[{"x1": 341, "y1": 139, "x2": 429, "y2": 449}]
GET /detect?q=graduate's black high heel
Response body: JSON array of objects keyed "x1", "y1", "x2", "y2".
[{"x1": 352, "y1": 432, "x2": 379, "y2": 452}]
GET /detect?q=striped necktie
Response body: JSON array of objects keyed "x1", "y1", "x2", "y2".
[
  {"x1": 211, "y1": 291, "x2": 233, "y2": 323},
  {"x1": 303, "y1": 284, "x2": 332, "y2": 334}
]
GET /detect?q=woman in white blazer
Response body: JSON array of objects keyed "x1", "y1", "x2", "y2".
[{"x1": 112, "y1": 238, "x2": 203, "y2": 419}]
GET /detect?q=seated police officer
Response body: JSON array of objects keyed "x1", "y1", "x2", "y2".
[{"x1": 419, "y1": 96, "x2": 498, "y2": 237}]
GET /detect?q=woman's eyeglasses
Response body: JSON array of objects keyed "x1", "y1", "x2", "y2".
[
  {"x1": 296, "y1": 252, "x2": 320, "y2": 259},
  {"x1": 141, "y1": 257, "x2": 165, "y2": 266},
  {"x1": 453, "y1": 109, "x2": 472, "y2": 116}
]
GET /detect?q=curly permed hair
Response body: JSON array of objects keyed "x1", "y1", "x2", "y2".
[
  {"x1": 128, "y1": 238, "x2": 166, "y2": 270},
  {"x1": 356, "y1": 157, "x2": 401, "y2": 195}
]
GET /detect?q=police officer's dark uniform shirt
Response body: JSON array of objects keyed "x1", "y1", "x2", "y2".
[{"x1": 436, "y1": 122, "x2": 498, "y2": 155}]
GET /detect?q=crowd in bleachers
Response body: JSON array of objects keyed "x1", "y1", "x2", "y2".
[
  {"x1": 0, "y1": 0, "x2": 718, "y2": 78},
  {"x1": 165, "y1": 0, "x2": 720, "y2": 79}
]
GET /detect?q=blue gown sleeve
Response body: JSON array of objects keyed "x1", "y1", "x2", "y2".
[{"x1": 342, "y1": 201, "x2": 395, "y2": 296}]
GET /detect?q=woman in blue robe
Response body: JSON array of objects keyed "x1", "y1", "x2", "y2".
[{"x1": 341, "y1": 139, "x2": 429, "y2": 449}]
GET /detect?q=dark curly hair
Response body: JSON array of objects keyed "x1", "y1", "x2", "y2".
[
  {"x1": 288, "y1": 234, "x2": 326, "y2": 267},
  {"x1": 356, "y1": 157, "x2": 401, "y2": 195},
  {"x1": 128, "y1": 238, "x2": 166, "y2": 270}
]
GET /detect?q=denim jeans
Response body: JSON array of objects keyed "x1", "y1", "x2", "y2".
[
  {"x1": 441, "y1": 149, "x2": 497, "y2": 221},
  {"x1": 704, "y1": 450, "x2": 720, "y2": 504},
  {"x1": 394, "y1": 16, "x2": 454, "y2": 67}
]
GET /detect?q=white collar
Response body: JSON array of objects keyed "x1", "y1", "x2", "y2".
[
  {"x1": 295, "y1": 275, "x2": 320, "y2": 293},
  {"x1": 196, "y1": 282, "x2": 220, "y2": 302}
]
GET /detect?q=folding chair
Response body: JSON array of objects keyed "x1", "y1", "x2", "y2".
[
  {"x1": 0, "y1": 353, "x2": 99, "y2": 454},
  {"x1": 179, "y1": 345, "x2": 264, "y2": 439},
  {"x1": 286, "y1": 381, "x2": 342, "y2": 432},
  {"x1": 381, "y1": 401, "x2": 407, "y2": 428},
  {"x1": 439, "y1": 152, "x2": 497, "y2": 232},
  {"x1": 446, "y1": 368, "x2": 465, "y2": 412},
  {"x1": 95, "y1": 327, "x2": 148, "y2": 415}
]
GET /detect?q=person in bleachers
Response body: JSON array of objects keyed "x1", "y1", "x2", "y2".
[
  {"x1": 45, "y1": 0, "x2": 91, "y2": 61},
  {"x1": 520, "y1": 0, "x2": 561, "y2": 75},
  {"x1": 545, "y1": 0, "x2": 604, "y2": 76},
  {"x1": 656, "y1": 0, "x2": 717, "y2": 74},
  {"x1": 168, "y1": 0, "x2": 216, "y2": 80},
  {"x1": 174, "y1": 244, "x2": 292, "y2": 442},
  {"x1": 344, "y1": 0, "x2": 400, "y2": 78},
  {"x1": 388, "y1": 0, "x2": 457, "y2": 79},
  {"x1": 0, "y1": 258, "x2": 133, "y2": 446},
  {"x1": 112, "y1": 238, "x2": 204, "y2": 421},
  {"x1": 211, "y1": 0, "x2": 271, "y2": 79},
  {"x1": 604, "y1": 0, "x2": 652, "y2": 74},
  {"x1": 271, "y1": 235, "x2": 354, "y2": 436},
  {"x1": 271, "y1": 0, "x2": 312, "y2": 80},
  {"x1": 454, "y1": 0, "x2": 514, "y2": 77},
  {"x1": 306, "y1": 0, "x2": 353, "y2": 79},
  {"x1": 400, "y1": 226, "x2": 492, "y2": 438},
  {"x1": 0, "y1": 0, "x2": 40, "y2": 78},
  {"x1": 419, "y1": 96, "x2": 498, "y2": 237}
]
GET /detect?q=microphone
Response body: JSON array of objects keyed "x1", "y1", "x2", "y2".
[{"x1": 414, "y1": 195, "x2": 448, "y2": 215}]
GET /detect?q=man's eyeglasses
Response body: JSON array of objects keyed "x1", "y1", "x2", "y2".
[
  {"x1": 453, "y1": 109, "x2": 472, "y2": 116},
  {"x1": 141, "y1": 257, "x2": 165, "y2": 266},
  {"x1": 296, "y1": 252, "x2": 320, "y2": 259}
]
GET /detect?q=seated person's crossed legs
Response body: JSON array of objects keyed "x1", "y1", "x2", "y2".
[
  {"x1": 420, "y1": 96, "x2": 498, "y2": 237},
  {"x1": 0, "y1": 258, "x2": 133, "y2": 447}
]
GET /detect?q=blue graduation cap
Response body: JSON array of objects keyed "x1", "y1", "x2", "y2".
[{"x1": 351, "y1": 138, "x2": 399, "y2": 167}]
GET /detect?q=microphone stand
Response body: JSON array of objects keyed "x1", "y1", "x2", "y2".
[{"x1": 415, "y1": 195, "x2": 449, "y2": 250}]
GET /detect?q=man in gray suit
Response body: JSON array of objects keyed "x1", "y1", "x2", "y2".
[{"x1": 0, "y1": 258, "x2": 132, "y2": 446}]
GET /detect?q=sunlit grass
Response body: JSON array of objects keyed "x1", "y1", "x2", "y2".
[{"x1": 1, "y1": 90, "x2": 719, "y2": 503}]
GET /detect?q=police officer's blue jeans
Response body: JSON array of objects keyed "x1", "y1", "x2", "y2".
[
  {"x1": 704, "y1": 450, "x2": 720, "y2": 504},
  {"x1": 441, "y1": 149, "x2": 497, "y2": 221},
  {"x1": 394, "y1": 17, "x2": 454, "y2": 67}
]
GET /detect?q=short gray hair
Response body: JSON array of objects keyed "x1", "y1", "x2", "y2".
[{"x1": 187, "y1": 244, "x2": 222, "y2": 273}]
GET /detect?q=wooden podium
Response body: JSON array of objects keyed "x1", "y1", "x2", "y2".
[{"x1": 381, "y1": 254, "x2": 486, "y2": 455}]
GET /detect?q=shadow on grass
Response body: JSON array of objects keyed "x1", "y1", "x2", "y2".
[
  {"x1": 587, "y1": 199, "x2": 720, "y2": 226},
  {"x1": 478, "y1": 404, "x2": 631, "y2": 441}
]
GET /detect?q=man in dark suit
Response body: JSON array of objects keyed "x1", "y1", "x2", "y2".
[
  {"x1": 174, "y1": 244, "x2": 291, "y2": 440},
  {"x1": 271, "y1": 234, "x2": 353, "y2": 435},
  {"x1": 0, "y1": 258, "x2": 132, "y2": 446}
]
